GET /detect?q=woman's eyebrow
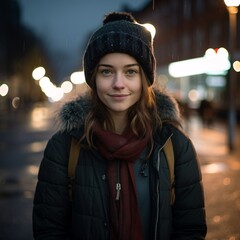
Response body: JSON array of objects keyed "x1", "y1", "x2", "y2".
[
  {"x1": 98, "y1": 63, "x2": 139, "y2": 68},
  {"x1": 125, "y1": 64, "x2": 139, "y2": 68},
  {"x1": 98, "y1": 64, "x2": 112, "y2": 68}
]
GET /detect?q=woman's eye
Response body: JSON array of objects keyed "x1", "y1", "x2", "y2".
[
  {"x1": 126, "y1": 69, "x2": 138, "y2": 75},
  {"x1": 99, "y1": 69, "x2": 112, "y2": 75}
]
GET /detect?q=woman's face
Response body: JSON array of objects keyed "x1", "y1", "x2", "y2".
[{"x1": 95, "y1": 53, "x2": 142, "y2": 117}]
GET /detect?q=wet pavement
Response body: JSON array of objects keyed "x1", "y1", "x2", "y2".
[
  {"x1": 0, "y1": 103, "x2": 240, "y2": 240},
  {"x1": 186, "y1": 117, "x2": 240, "y2": 240},
  {"x1": 0, "y1": 103, "x2": 57, "y2": 240}
]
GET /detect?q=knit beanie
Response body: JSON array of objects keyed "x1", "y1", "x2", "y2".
[{"x1": 83, "y1": 12, "x2": 156, "y2": 87}]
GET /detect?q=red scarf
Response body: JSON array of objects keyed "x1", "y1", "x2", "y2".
[{"x1": 93, "y1": 124, "x2": 151, "y2": 240}]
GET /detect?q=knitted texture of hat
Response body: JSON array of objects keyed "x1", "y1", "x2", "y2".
[{"x1": 83, "y1": 12, "x2": 156, "y2": 87}]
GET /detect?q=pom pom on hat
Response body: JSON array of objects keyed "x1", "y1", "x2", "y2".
[
  {"x1": 83, "y1": 12, "x2": 156, "y2": 87},
  {"x1": 103, "y1": 12, "x2": 135, "y2": 24}
]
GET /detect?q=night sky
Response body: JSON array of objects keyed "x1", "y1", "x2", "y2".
[{"x1": 17, "y1": 0, "x2": 148, "y2": 83}]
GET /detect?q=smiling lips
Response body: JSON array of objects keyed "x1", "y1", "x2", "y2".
[{"x1": 108, "y1": 93, "x2": 130, "y2": 100}]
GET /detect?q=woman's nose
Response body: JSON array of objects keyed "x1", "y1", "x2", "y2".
[{"x1": 112, "y1": 73, "x2": 125, "y2": 89}]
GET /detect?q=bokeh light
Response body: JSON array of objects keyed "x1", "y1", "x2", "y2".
[
  {"x1": 61, "y1": 81, "x2": 73, "y2": 93},
  {"x1": 12, "y1": 97, "x2": 20, "y2": 109},
  {"x1": 32, "y1": 66, "x2": 46, "y2": 80},
  {"x1": 0, "y1": 84, "x2": 9, "y2": 96},
  {"x1": 142, "y1": 23, "x2": 156, "y2": 39},
  {"x1": 233, "y1": 60, "x2": 240, "y2": 72},
  {"x1": 70, "y1": 71, "x2": 85, "y2": 84},
  {"x1": 224, "y1": 0, "x2": 240, "y2": 7}
]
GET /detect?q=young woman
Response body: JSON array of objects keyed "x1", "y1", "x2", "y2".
[{"x1": 33, "y1": 12, "x2": 207, "y2": 240}]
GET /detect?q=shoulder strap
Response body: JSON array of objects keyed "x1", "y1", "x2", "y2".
[
  {"x1": 163, "y1": 137, "x2": 175, "y2": 205},
  {"x1": 68, "y1": 137, "x2": 81, "y2": 201}
]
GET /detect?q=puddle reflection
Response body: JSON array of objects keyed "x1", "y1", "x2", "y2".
[
  {"x1": 26, "y1": 165, "x2": 39, "y2": 176},
  {"x1": 29, "y1": 106, "x2": 54, "y2": 130},
  {"x1": 201, "y1": 162, "x2": 228, "y2": 174},
  {"x1": 25, "y1": 141, "x2": 47, "y2": 153}
]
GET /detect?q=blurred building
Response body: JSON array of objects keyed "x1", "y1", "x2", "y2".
[
  {"x1": 130, "y1": 0, "x2": 240, "y2": 118},
  {"x1": 0, "y1": 0, "x2": 52, "y2": 112}
]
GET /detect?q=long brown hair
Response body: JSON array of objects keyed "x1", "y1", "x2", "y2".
[{"x1": 82, "y1": 67, "x2": 162, "y2": 152}]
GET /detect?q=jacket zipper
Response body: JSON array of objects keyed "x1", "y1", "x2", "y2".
[
  {"x1": 115, "y1": 160, "x2": 121, "y2": 200},
  {"x1": 154, "y1": 134, "x2": 173, "y2": 240}
]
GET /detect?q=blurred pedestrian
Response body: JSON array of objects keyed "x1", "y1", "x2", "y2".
[
  {"x1": 32, "y1": 12, "x2": 207, "y2": 240},
  {"x1": 199, "y1": 99, "x2": 215, "y2": 127}
]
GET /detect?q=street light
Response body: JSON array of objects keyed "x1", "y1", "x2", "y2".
[{"x1": 224, "y1": 0, "x2": 240, "y2": 151}]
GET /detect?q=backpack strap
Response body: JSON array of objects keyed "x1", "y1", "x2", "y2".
[
  {"x1": 68, "y1": 137, "x2": 81, "y2": 201},
  {"x1": 163, "y1": 137, "x2": 175, "y2": 205}
]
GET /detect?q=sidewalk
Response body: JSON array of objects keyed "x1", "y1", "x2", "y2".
[{"x1": 187, "y1": 116, "x2": 240, "y2": 240}]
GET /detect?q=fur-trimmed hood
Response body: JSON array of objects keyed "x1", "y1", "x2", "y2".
[{"x1": 58, "y1": 89, "x2": 182, "y2": 132}]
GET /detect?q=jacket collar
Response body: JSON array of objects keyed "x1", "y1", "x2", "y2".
[{"x1": 57, "y1": 88, "x2": 182, "y2": 133}]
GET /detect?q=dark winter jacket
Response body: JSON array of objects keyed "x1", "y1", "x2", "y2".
[{"x1": 32, "y1": 90, "x2": 207, "y2": 239}]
